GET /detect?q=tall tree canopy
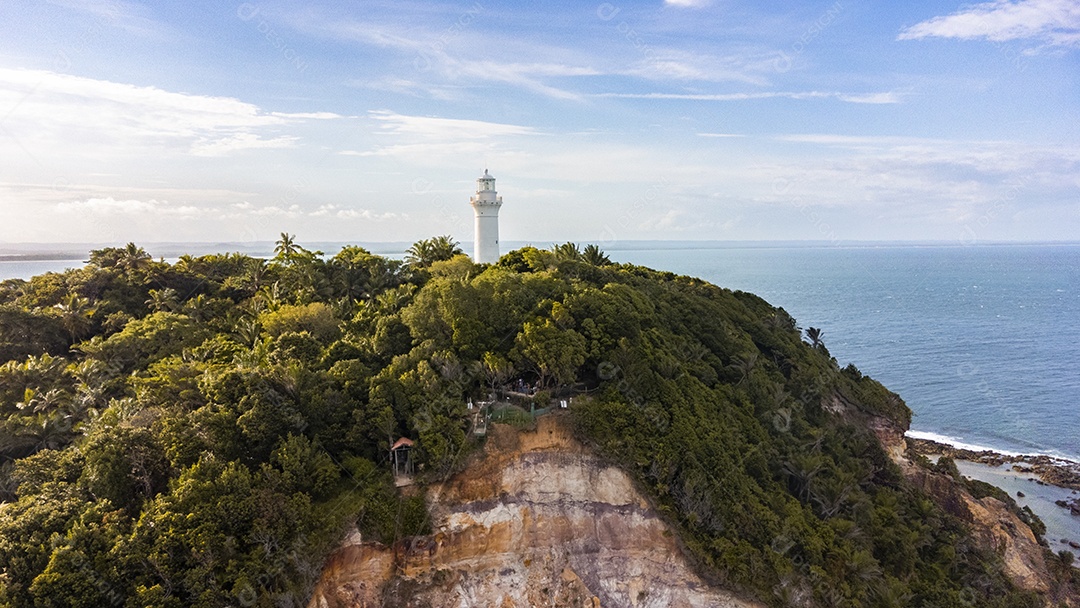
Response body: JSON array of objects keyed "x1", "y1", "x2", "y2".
[{"x1": 0, "y1": 238, "x2": 1068, "y2": 607}]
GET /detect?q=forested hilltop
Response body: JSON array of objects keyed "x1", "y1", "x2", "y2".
[{"x1": 0, "y1": 236, "x2": 1074, "y2": 607}]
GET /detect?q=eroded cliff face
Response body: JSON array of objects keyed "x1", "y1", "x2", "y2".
[
  {"x1": 849, "y1": 394, "x2": 1075, "y2": 604},
  {"x1": 905, "y1": 466, "x2": 1051, "y2": 593},
  {"x1": 307, "y1": 415, "x2": 762, "y2": 608}
]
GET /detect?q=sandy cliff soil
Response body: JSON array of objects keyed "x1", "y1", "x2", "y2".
[{"x1": 307, "y1": 415, "x2": 762, "y2": 608}]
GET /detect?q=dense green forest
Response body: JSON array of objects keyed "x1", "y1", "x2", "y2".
[{"x1": 0, "y1": 236, "x2": 1071, "y2": 607}]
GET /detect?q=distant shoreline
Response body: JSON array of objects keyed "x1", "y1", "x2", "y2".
[
  {"x1": 1, "y1": 239, "x2": 1079, "y2": 264},
  {"x1": 0, "y1": 254, "x2": 87, "y2": 263}
]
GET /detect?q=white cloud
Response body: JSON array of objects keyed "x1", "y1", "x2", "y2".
[
  {"x1": 333, "y1": 208, "x2": 407, "y2": 221},
  {"x1": 299, "y1": 16, "x2": 422, "y2": 52},
  {"x1": 0, "y1": 68, "x2": 341, "y2": 157},
  {"x1": 619, "y1": 49, "x2": 774, "y2": 86},
  {"x1": 899, "y1": 0, "x2": 1080, "y2": 47},
  {"x1": 311, "y1": 204, "x2": 404, "y2": 220},
  {"x1": 755, "y1": 134, "x2": 1080, "y2": 230},
  {"x1": 595, "y1": 91, "x2": 902, "y2": 103},
  {"x1": 368, "y1": 110, "x2": 537, "y2": 140},
  {"x1": 190, "y1": 134, "x2": 299, "y2": 157},
  {"x1": 665, "y1": 0, "x2": 712, "y2": 7},
  {"x1": 347, "y1": 78, "x2": 464, "y2": 101},
  {"x1": 250, "y1": 204, "x2": 302, "y2": 217},
  {"x1": 269, "y1": 112, "x2": 343, "y2": 120},
  {"x1": 446, "y1": 61, "x2": 590, "y2": 101},
  {"x1": 24, "y1": 195, "x2": 414, "y2": 241},
  {"x1": 45, "y1": 0, "x2": 161, "y2": 37},
  {"x1": 347, "y1": 110, "x2": 546, "y2": 168},
  {"x1": 55, "y1": 197, "x2": 203, "y2": 217},
  {"x1": 1, "y1": 181, "x2": 251, "y2": 203},
  {"x1": 838, "y1": 92, "x2": 903, "y2": 104},
  {"x1": 289, "y1": 12, "x2": 591, "y2": 100},
  {"x1": 773, "y1": 133, "x2": 1080, "y2": 171},
  {"x1": 290, "y1": 10, "x2": 772, "y2": 99},
  {"x1": 775, "y1": 134, "x2": 938, "y2": 146},
  {"x1": 639, "y1": 208, "x2": 691, "y2": 231},
  {"x1": 284, "y1": 9, "x2": 785, "y2": 101}
]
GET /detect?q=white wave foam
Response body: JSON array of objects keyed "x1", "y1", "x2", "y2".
[
  {"x1": 904, "y1": 430, "x2": 1080, "y2": 463},
  {"x1": 905, "y1": 431, "x2": 1027, "y2": 456}
]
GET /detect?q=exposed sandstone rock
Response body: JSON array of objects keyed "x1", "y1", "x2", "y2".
[
  {"x1": 858, "y1": 403, "x2": 1072, "y2": 601},
  {"x1": 308, "y1": 415, "x2": 761, "y2": 608},
  {"x1": 906, "y1": 467, "x2": 1050, "y2": 594}
]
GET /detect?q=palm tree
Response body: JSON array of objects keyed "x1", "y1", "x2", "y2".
[
  {"x1": 275, "y1": 232, "x2": 298, "y2": 259},
  {"x1": 783, "y1": 454, "x2": 823, "y2": 502},
  {"x1": 72, "y1": 358, "x2": 113, "y2": 389},
  {"x1": 146, "y1": 288, "x2": 180, "y2": 313},
  {"x1": 429, "y1": 235, "x2": 462, "y2": 261},
  {"x1": 581, "y1": 244, "x2": 611, "y2": 266},
  {"x1": 728, "y1": 352, "x2": 758, "y2": 386},
  {"x1": 872, "y1": 579, "x2": 913, "y2": 608},
  {"x1": 305, "y1": 266, "x2": 336, "y2": 302},
  {"x1": 811, "y1": 476, "x2": 855, "y2": 518},
  {"x1": 29, "y1": 414, "x2": 78, "y2": 451},
  {"x1": 0, "y1": 415, "x2": 73, "y2": 456},
  {"x1": 332, "y1": 265, "x2": 367, "y2": 304},
  {"x1": 22, "y1": 353, "x2": 67, "y2": 380},
  {"x1": 767, "y1": 381, "x2": 790, "y2": 408},
  {"x1": 183, "y1": 293, "x2": 212, "y2": 322},
  {"x1": 805, "y1": 327, "x2": 824, "y2": 349},
  {"x1": 370, "y1": 261, "x2": 401, "y2": 297},
  {"x1": 552, "y1": 242, "x2": 582, "y2": 262},
  {"x1": 118, "y1": 242, "x2": 152, "y2": 275},
  {"x1": 375, "y1": 283, "x2": 417, "y2": 313},
  {"x1": 55, "y1": 293, "x2": 94, "y2": 344},
  {"x1": 233, "y1": 313, "x2": 262, "y2": 347},
  {"x1": 16, "y1": 387, "x2": 69, "y2": 414},
  {"x1": 405, "y1": 239, "x2": 434, "y2": 267},
  {"x1": 72, "y1": 359, "x2": 111, "y2": 410},
  {"x1": 234, "y1": 339, "x2": 271, "y2": 369},
  {"x1": 240, "y1": 257, "x2": 269, "y2": 294},
  {"x1": 175, "y1": 254, "x2": 197, "y2": 273},
  {"x1": 405, "y1": 235, "x2": 462, "y2": 267},
  {"x1": 260, "y1": 281, "x2": 284, "y2": 311},
  {"x1": 846, "y1": 549, "x2": 882, "y2": 585},
  {"x1": 680, "y1": 342, "x2": 710, "y2": 364}
]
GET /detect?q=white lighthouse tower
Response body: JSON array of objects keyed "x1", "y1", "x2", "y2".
[{"x1": 469, "y1": 169, "x2": 503, "y2": 264}]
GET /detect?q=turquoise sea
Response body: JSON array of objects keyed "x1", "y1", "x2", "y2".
[{"x1": 3, "y1": 242, "x2": 1078, "y2": 462}]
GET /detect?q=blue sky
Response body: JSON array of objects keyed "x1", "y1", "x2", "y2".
[{"x1": 0, "y1": 0, "x2": 1077, "y2": 246}]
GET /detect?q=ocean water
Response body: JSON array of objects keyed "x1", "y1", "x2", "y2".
[
  {"x1": 956, "y1": 460, "x2": 1080, "y2": 558},
  {"x1": 0, "y1": 259, "x2": 88, "y2": 281},
  {"x1": 606, "y1": 243, "x2": 1080, "y2": 462},
  {"x1": 3, "y1": 243, "x2": 1078, "y2": 462}
]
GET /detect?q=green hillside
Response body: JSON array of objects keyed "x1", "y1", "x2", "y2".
[{"x1": 0, "y1": 237, "x2": 1070, "y2": 607}]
